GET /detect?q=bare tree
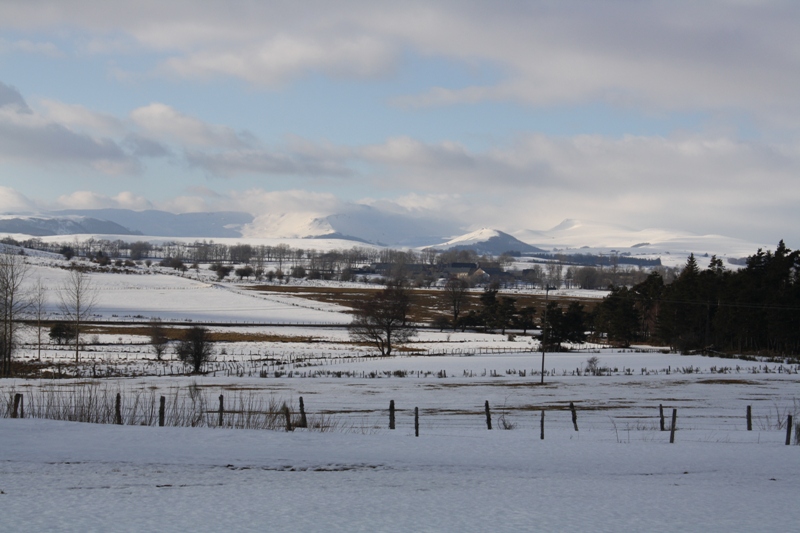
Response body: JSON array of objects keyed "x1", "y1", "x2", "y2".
[
  {"x1": 349, "y1": 279, "x2": 416, "y2": 356},
  {"x1": 31, "y1": 277, "x2": 47, "y2": 362},
  {"x1": 176, "y1": 326, "x2": 214, "y2": 373},
  {"x1": 58, "y1": 268, "x2": 98, "y2": 363},
  {"x1": 0, "y1": 253, "x2": 29, "y2": 376},
  {"x1": 149, "y1": 318, "x2": 169, "y2": 361},
  {"x1": 545, "y1": 262, "x2": 563, "y2": 289},
  {"x1": 442, "y1": 277, "x2": 470, "y2": 330}
]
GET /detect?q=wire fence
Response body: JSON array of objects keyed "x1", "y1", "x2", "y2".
[{"x1": 3, "y1": 384, "x2": 799, "y2": 445}]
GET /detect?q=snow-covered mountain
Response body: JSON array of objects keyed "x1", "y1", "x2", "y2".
[
  {"x1": 0, "y1": 214, "x2": 140, "y2": 236},
  {"x1": 429, "y1": 228, "x2": 545, "y2": 255},
  {"x1": 0, "y1": 208, "x2": 778, "y2": 265},
  {"x1": 243, "y1": 205, "x2": 459, "y2": 246},
  {"x1": 513, "y1": 219, "x2": 772, "y2": 267},
  {"x1": 52, "y1": 209, "x2": 253, "y2": 238}
]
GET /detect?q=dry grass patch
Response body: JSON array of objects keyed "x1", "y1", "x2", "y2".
[
  {"x1": 696, "y1": 379, "x2": 759, "y2": 385},
  {"x1": 82, "y1": 324, "x2": 318, "y2": 344},
  {"x1": 247, "y1": 285, "x2": 600, "y2": 325}
]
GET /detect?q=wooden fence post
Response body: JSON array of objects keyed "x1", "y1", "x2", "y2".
[
  {"x1": 540, "y1": 410, "x2": 545, "y2": 440},
  {"x1": 389, "y1": 400, "x2": 395, "y2": 430},
  {"x1": 159, "y1": 396, "x2": 165, "y2": 427},
  {"x1": 414, "y1": 407, "x2": 419, "y2": 437},
  {"x1": 659, "y1": 404, "x2": 665, "y2": 431},
  {"x1": 669, "y1": 408, "x2": 677, "y2": 443},
  {"x1": 299, "y1": 396, "x2": 307, "y2": 428},
  {"x1": 746, "y1": 405, "x2": 752, "y2": 431},
  {"x1": 785, "y1": 415, "x2": 793, "y2": 446},
  {"x1": 218, "y1": 394, "x2": 224, "y2": 427},
  {"x1": 570, "y1": 401, "x2": 578, "y2": 431},
  {"x1": 485, "y1": 400, "x2": 492, "y2": 430},
  {"x1": 115, "y1": 393, "x2": 122, "y2": 425},
  {"x1": 12, "y1": 393, "x2": 22, "y2": 419}
]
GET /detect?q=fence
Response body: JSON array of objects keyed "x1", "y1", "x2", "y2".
[{"x1": 3, "y1": 386, "x2": 799, "y2": 445}]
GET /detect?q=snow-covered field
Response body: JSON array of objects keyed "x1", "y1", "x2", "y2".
[
  {"x1": 3, "y1": 357, "x2": 799, "y2": 531},
  {"x1": 27, "y1": 262, "x2": 350, "y2": 325},
  {"x1": 3, "y1": 255, "x2": 800, "y2": 531}
]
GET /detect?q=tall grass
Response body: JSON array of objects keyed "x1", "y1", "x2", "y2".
[{"x1": 1, "y1": 383, "x2": 339, "y2": 432}]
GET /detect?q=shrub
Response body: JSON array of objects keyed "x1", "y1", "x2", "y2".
[
  {"x1": 175, "y1": 326, "x2": 214, "y2": 373},
  {"x1": 49, "y1": 323, "x2": 75, "y2": 345}
]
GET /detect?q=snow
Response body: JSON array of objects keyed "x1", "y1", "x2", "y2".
[
  {"x1": 2, "y1": 401, "x2": 799, "y2": 532},
  {"x1": 3, "y1": 252, "x2": 800, "y2": 531},
  {"x1": 436, "y1": 227, "x2": 500, "y2": 247},
  {"x1": 242, "y1": 211, "x2": 336, "y2": 239},
  {"x1": 25, "y1": 262, "x2": 351, "y2": 324},
  {"x1": 513, "y1": 219, "x2": 770, "y2": 267}
]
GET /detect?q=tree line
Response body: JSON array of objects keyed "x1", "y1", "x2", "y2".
[{"x1": 593, "y1": 242, "x2": 800, "y2": 355}]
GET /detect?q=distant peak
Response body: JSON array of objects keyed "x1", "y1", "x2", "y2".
[{"x1": 549, "y1": 219, "x2": 582, "y2": 232}]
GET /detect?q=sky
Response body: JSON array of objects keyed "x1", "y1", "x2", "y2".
[{"x1": 0, "y1": 0, "x2": 799, "y2": 245}]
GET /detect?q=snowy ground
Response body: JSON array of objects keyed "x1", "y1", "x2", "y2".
[
  {"x1": 3, "y1": 255, "x2": 800, "y2": 531},
  {"x1": 27, "y1": 262, "x2": 351, "y2": 324},
  {"x1": 3, "y1": 363, "x2": 799, "y2": 531},
  {"x1": 2, "y1": 413, "x2": 798, "y2": 532}
]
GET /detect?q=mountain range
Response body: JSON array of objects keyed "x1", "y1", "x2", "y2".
[{"x1": 0, "y1": 208, "x2": 774, "y2": 264}]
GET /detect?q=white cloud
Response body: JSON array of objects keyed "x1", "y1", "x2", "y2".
[
  {"x1": 130, "y1": 103, "x2": 248, "y2": 148},
  {"x1": 5, "y1": 1, "x2": 797, "y2": 123},
  {"x1": 0, "y1": 186, "x2": 36, "y2": 212},
  {"x1": 228, "y1": 189, "x2": 345, "y2": 216},
  {"x1": 184, "y1": 147, "x2": 352, "y2": 179},
  {"x1": 38, "y1": 99, "x2": 125, "y2": 136},
  {"x1": 54, "y1": 190, "x2": 152, "y2": 210},
  {"x1": 56, "y1": 191, "x2": 117, "y2": 210},
  {"x1": 11, "y1": 39, "x2": 64, "y2": 57},
  {"x1": 163, "y1": 34, "x2": 398, "y2": 86},
  {"x1": 0, "y1": 108, "x2": 136, "y2": 174},
  {"x1": 0, "y1": 81, "x2": 138, "y2": 174}
]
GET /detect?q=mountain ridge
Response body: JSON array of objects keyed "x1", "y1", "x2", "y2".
[{"x1": 0, "y1": 209, "x2": 776, "y2": 263}]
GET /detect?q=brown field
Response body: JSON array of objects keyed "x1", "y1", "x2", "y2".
[{"x1": 246, "y1": 285, "x2": 601, "y2": 324}]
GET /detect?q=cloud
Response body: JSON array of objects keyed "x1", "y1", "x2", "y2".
[
  {"x1": 0, "y1": 81, "x2": 31, "y2": 113},
  {"x1": 163, "y1": 34, "x2": 398, "y2": 86},
  {"x1": 0, "y1": 109, "x2": 136, "y2": 174},
  {"x1": 38, "y1": 99, "x2": 125, "y2": 136},
  {"x1": 229, "y1": 189, "x2": 345, "y2": 216},
  {"x1": 1, "y1": 84, "x2": 353, "y2": 180},
  {"x1": 0, "y1": 81, "x2": 139, "y2": 174},
  {"x1": 184, "y1": 147, "x2": 352, "y2": 179},
  {"x1": 130, "y1": 103, "x2": 249, "y2": 148},
  {"x1": 55, "y1": 190, "x2": 153, "y2": 210},
  {"x1": 121, "y1": 134, "x2": 172, "y2": 158},
  {"x1": 5, "y1": 2, "x2": 800, "y2": 124},
  {"x1": 0, "y1": 186, "x2": 36, "y2": 212},
  {"x1": 10, "y1": 39, "x2": 64, "y2": 57}
]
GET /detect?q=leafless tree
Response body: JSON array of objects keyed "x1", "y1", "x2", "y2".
[
  {"x1": 442, "y1": 277, "x2": 470, "y2": 330},
  {"x1": 149, "y1": 318, "x2": 169, "y2": 361},
  {"x1": 545, "y1": 262, "x2": 563, "y2": 289},
  {"x1": 58, "y1": 268, "x2": 98, "y2": 363},
  {"x1": 176, "y1": 326, "x2": 214, "y2": 373},
  {"x1": 0, "y1": 253, "x2": 29, "y2": 376},
  {"x1": 349, "y1": 279, "x2": 416, "y2": 356},
  {"x1": 31, "y1": 277, "x2": 47, "y2": 362}
]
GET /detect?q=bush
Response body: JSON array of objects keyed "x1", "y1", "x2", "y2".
[
  {"x1": 431, "y1": 316, "x2": 451, "y2": 331},
  {"x1": 235, "y1": 266, "x2": 254, "y2": 280},
  {"x1": 216, "y1": 265, "x2": 232, "y2": 280},
  {"x1": 175, "y1": 326, "x2": 214, "y2": 373},
  {"x1": 49, "y1": 323, "x2": 76, "y2": 345},
  {"x1": 160, "y1": 257, "x2": 185, "y2": 270}
]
